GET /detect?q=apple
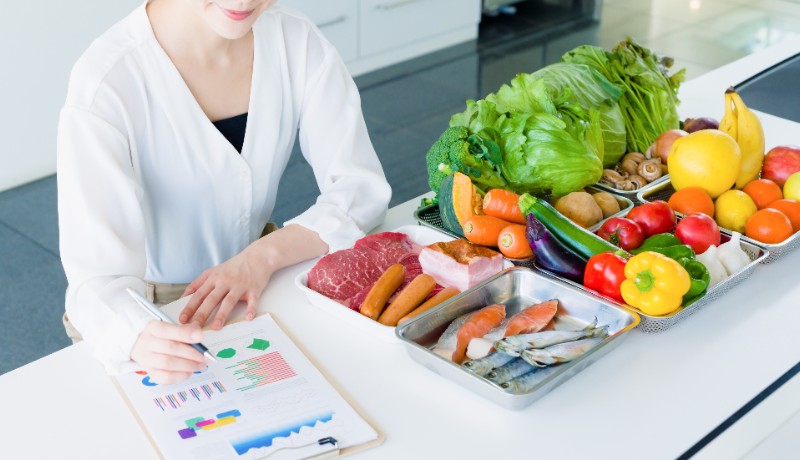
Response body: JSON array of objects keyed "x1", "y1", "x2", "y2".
[{"x1": 762, "y1": 145, "x2": 800, "y2": 187}]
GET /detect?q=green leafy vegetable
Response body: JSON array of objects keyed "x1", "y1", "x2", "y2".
[
  {"x1": 530, "y1": 63, "x2": 627, "y2": 167},
  {"x1": 562, "y1": 37, "x2": 686, "y2": 153},
  {"x1": 450, "y1": 76, "x2": 603, "y2": 197}
]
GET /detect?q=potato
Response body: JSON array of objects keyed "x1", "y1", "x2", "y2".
[
  {"x1": 555, "y1": 191, "x2": 604, "y2": 228},
  {"x1": 592, "y1": 191, "x2": 621, "y2": 218}
]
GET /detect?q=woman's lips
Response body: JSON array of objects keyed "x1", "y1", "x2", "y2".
[{"x1": 218, "y1": 6, "x2": 255, "y2": 21}]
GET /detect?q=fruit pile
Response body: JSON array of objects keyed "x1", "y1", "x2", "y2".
[{"x1": 665, "y1": 88, "x2": 800, "y2": 245}]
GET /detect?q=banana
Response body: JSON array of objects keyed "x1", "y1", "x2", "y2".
[
  {"x1": 719, "y1": 87, "x2": 765, "y2": 189},
  {"x1": 719, "y1": 91, "x2": 738, "y2": 142}
]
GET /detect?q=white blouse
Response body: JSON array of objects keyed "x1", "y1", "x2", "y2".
[{"x1": 57, "y1": 3, "x2": 391, "y2": 373}]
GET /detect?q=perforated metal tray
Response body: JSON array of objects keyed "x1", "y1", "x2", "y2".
[
  {"x1": 637, "y1": 179, "x2": 799, "y2": 264},
  {"x1": 538, "y1": 232, "x2": 768, "y2": 333},
  {"x1": 415, "y1": 186, "x2": 634, "y2": 236},
  {"x1": 593, "y1": 174, "x2": 670, "y2": 204}
]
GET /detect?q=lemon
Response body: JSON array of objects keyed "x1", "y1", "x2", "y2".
[
  {"x1": 668, "y1": 130, "x2": 741, "y2": 198},
  {"x1": 784, "y1": 172, "x2": 800, "y2": 201},
  {"x1": 715, "y1": 190, "x2": 758, "y2": 233}
]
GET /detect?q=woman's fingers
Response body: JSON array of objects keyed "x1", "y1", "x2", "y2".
[
  {"x1": 191, "y1": 287, "x2": 227, "y2": 327},
  {"x1": 245, "y1": 293, "x2": 259, "y2": 321},
  {"x1": 179, "y1": 281, "x2": 216, "y2": 323},
  {"x1": 131, "y1": 321, "x2": 211, "y2": 385},
  {"x1": 211, "y1": 289, "x2": 244, "y2": 330},
  {"x1": 182, "y1": 269, "x2": 211, "y2": 298}
]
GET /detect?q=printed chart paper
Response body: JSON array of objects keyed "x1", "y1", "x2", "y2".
[{"x1": 115, "y1": 314, "x2": 377, "y2": 459}]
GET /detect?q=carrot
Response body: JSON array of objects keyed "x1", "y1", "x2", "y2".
[
  {"x1": 378, "y1": 274, "x2": 437, "y2": 326},
  {"x1": 462, "y1": 215, "x2": 512, "y2": 247},
  {"x1": 483, "y1": 189, "x2": 526, "y2": 224},
  {"x1": 497, "y1": 224, "x2": 533, "y2": 259},
  {"x1": 398, "y1": 287, "x2": 460, "y2": 324},
  {"x1": 359, "y1": 264, "x2": 405, "y2": 320}
]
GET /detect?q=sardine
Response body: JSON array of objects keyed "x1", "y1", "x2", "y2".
[
  {"x1": 462, "y1": 351, "x2": 516, "y2": 376},
  {"x1": 500, "y1": 366, "x2": 561, "y2": 393},
  {"x1": 521, "y1": 337, "x2": 604, "y2": 367},
  {"x1": 495, "y1": 323, "x2": 608, "y2": 357},
  {"x1": 486, "y1": 358, "x2": 537, "y2": 384}
]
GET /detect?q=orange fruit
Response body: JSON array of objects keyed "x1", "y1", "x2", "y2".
[
  {"x1": 767, "y1": 199, "x2": 800, "y2": 233},
  {"x1": 745, "y1": 208, "x2": 793, "y2": 244},
  {"x1": 742, "y1": 178, "x2": 783, "y2": 209},
  {"x1": 667, "y1": 186, "x2": 715, "y2": 217}
]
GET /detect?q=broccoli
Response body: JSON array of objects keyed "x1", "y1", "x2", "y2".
[{"x1": 425, "y1": 126, "x2": 508, "y2": 193}]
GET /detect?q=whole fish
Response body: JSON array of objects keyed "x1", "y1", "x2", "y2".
[
  {"x1": 521, "y1": 337, "x2": 603, "y2": 367},
  {"x1": 486, "y1": 358, "x2": 536, "y2": 384},
  {"x1": 495, "y1": 323, "x2": 608, "y2": 357},
  {"x1": 501, "y1": 366, "x2": 561, "y2": 393},
  {"x1": 435, "y1": 304, "x2": 506, "y2": 364},
  {"x1": 462, "y1": 351, "x2": 516, "y2": 376}
]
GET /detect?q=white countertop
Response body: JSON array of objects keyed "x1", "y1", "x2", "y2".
[{"x1": 3, "y1": 37, "x2": 800, "y2": 460}]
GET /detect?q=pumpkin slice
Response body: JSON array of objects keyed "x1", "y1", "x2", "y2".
[{"x1": 439, "y1": 172, "x2": 481, "y2": 236}]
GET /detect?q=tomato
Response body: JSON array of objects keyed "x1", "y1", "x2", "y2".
[
  {"x1": 626, "y1": 201, "x2": 677, "y2": 237},
  {"x1": 675, "y1": 213, "x2": 721, "y2": 254},
  {"x1": 596, "y1": 217, "x2": 645, "y2": 250}
]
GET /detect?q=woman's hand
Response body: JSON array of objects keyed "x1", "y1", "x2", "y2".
[
  {"x1": 179, "y1": 224, "x2": 329, "y2": 330},
  {"x1": 130, "y1": 320, "x2": 209, "y2": 385},
  {"x1": 179, "y1": 245, "x2": 273, "y2": 330}
]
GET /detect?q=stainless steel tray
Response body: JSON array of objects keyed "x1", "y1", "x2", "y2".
[
  {"x1": 415, "y1": 185, "x2": 635, "y2": 236},
  {"x1": 637, "y1": 179, "x2": 798, "y2": 264},
  {"x1": 395, "y1": 267, "x2": 640, "y2": 410},
  {"x1": 532, "y1": 218, "x2": 769, "y2": 333},
  {"x1": 593, "y1": 174, "x2": 670, "y2": 204}
]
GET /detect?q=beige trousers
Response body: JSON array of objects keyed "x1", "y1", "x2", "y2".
[{"x1": 62, "y1": 222, "x2": 279, "y2": 343}]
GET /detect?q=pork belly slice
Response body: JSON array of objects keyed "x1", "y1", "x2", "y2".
[{"x1": 418, "y1": 239, "x2": 504, "y2": 292}]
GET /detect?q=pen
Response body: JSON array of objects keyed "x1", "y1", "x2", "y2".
[{"x1": 125, "y1": 287, "x2": 216, "y2": 362}]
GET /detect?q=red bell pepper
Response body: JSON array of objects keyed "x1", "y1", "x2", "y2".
[{"x1": 583, "y1": 250, "x2": 629, "y2": 302}]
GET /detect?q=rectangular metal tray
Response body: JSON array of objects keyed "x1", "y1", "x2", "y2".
[
  {"x1": 395, "y1": 266, "x2": 640, "y2": 410},
  {"x1": 533, "y1": 214, "x2": 769, "y2": 333},
  {"x1": 593, "y1": 174, "x2": 670, "y2": 203},
  {"x1": 637, "y1": 179, "x2": 798, "y2": 264},
  {"x1": 415, "y1": 185, "x2": 635, "y2": 237}
]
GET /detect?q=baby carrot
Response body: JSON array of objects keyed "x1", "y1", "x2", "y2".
[
  {"x1": 497, "y1": 224, "x2": 533, "y2": 259},
  {"x1": 463, "y1": 215, "x2": 512, "y2": 247},
  {"x1": 483, "y1": 189, "x2": 526, "y2": 224}
]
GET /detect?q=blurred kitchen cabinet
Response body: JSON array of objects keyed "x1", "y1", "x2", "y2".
[
  {"x1": 279, "y1": 0, "x2": 359, "y2": 62},
  {"x1": 279, "y1": 0, "x2": 481, "y2": 76}
]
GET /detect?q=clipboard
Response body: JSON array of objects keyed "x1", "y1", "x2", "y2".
[{"x1": 112, "y1": 312, "x2": 384, "y2": 459}]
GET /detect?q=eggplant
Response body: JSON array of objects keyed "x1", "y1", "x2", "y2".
[{"x1": 525, "y1": 213, "x2": 587, "y2": 283}]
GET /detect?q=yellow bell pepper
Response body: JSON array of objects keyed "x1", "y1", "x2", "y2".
[{"x1": 620, "y1": 251, "x2": 691, "y2": 316}]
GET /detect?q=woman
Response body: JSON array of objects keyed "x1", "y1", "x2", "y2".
[{"x1": 57, "y1": 0, "x2": 391, "y2": 384}]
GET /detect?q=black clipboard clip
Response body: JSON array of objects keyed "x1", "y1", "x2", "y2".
[{"x1": 260, "y1": 437, "x2": 339, "y2": 459}]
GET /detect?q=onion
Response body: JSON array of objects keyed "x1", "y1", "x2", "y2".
[
  {"x1": 683, "y1": 117, "x2": 720, "y2": 133},
  {"x1": 650, "y1": 129, "x2": 688, "y2": 165}
]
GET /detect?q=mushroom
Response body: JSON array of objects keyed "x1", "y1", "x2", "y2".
[
  {"x1": 615, "y1": 180, "x2": 638, "y2": 191},
  {"x1": 600, "y1": 169, "x2": 627, "y2": 188},
  {"x1": 628, "y1": 174, "x2": 649, "y2": 189},
  {"x1": 620, "y1": 152, "x2": 645, "y2": 176},
  {"x1": 638, "y1": 158, "x2": 663, "y2": 182}
]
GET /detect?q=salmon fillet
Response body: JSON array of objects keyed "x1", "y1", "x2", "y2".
[{"x1": 453, "y1": 304, "x2": 506, "y2": 364}]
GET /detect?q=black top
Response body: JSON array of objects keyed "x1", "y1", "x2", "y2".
[{"x1": 212, "y1": 112, "x2": 248, "y2": 153}]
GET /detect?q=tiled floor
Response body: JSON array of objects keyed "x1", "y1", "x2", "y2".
[{"x1": 2, "y1": 0, "x2": 799, "y2": 374}]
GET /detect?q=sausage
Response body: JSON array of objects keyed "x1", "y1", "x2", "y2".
[
  {"x1": 359, "y1": 264, "x2": 405, "y2": 320},
  {"x1": 377, "y1": 274, "x2": 437, "y2": 326},
  {"x1": 398, "y1": 287, "x2": 460, "y2": 325}
]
